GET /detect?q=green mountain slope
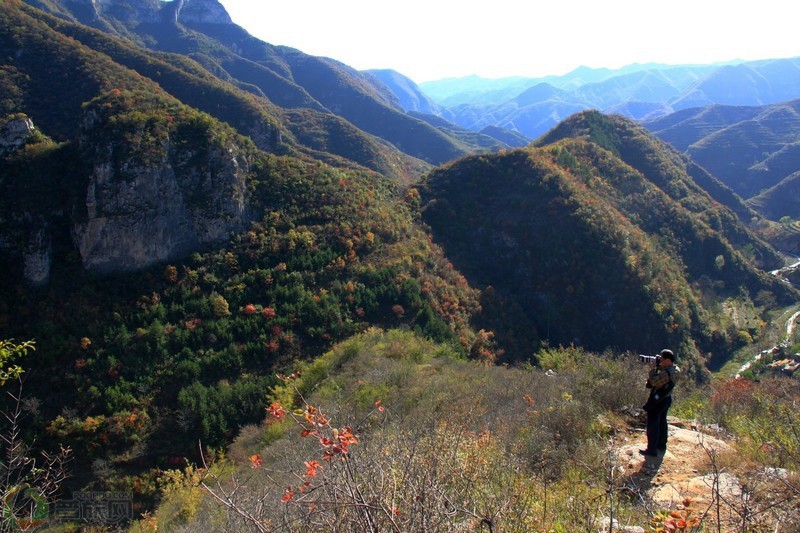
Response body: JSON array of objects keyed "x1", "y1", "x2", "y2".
[
  {"x1": 2, "y1": 2, "x2": 798, "y2": 517},
  {"x1": 536, "y1": 112, "x2": 777, "y2": 266},
  {"x1": 0, "y1": 99, "x2": 481, "y2": 501},
  {"x1": 419, "y1": 111, "x2": 796, "y2": 373}
]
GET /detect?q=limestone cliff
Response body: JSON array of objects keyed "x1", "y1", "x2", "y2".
[
  {"x1": 73, "y1": 104, "x2": 252, "y2": 273},
  {"x1": 0, "y1": 116, "x2": 53, "y2": 285},
  {"x1": 175, "y1": 0, "x2": 233, "y2": 25},
  {"x1": 72, "y1": 147, "x2": 250, "y2": 273},
  {"x1": 0, "y1": 116, "x2": 36, "y2": 158},
  {"x1": 1, "y1": 101, "x2": 255, "y2": 282}
]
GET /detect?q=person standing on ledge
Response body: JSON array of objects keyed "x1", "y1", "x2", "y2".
[{"x1": 640, "y1": 349, "x2": 676, "y2": 458}]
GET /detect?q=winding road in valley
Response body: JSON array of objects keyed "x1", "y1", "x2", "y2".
[{"x1": 736, "y1": 258, "x2": 800, "y2": 378}]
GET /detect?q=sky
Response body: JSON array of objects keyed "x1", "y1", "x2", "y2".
[{"x1": 218, "y1": 0, "x2": 800, "y2": 83}]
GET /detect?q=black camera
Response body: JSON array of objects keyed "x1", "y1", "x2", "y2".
[{"x1": 638, "y1": 354, "x2": 661, "y2": 367}]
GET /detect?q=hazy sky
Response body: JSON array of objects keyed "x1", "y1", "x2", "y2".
[{"x1": 218, "y1": 0, "x2": 800, "y2": 82}]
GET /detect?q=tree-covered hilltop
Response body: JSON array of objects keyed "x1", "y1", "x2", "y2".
[
  {"x1": 536, "y1": 111, "x2": 778, "y2": 268},
  {"x1": 419, "y1": 111, "x2": 797, "y2": 374}
]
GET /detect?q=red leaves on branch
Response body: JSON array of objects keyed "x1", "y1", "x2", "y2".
[
  {"x1": 304, "y1": 460, "x2": 320, "y2": 478},
  {"x1": 267, "y1": 401, "x2": 286, "y2": 420},
  {"x1": 267, "y1": 400, "x2": 362, "y2": 504},
  {"x1": 320, "y1": 425, "x2": 359, "y2": 461}
]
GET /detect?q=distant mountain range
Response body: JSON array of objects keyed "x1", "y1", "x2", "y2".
[
  {"x1": 370, "y1": 59, "x2": 800, "y2": 223},
  {"x1": 386, "y1": 58, "x2": 800, "y2": 143}
]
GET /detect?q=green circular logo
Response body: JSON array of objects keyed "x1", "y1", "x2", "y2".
[{"x1": 3, "y1": 484, "x2": 49, "y2": 531}]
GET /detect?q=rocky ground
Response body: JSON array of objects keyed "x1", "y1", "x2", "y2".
[{"x1": 608, "y1": 415, "x2": 794, "y2": 532}]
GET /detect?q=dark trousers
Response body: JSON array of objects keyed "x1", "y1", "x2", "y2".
[{"x1": 645, "y1": 395, "x2": 672, "y2": 452}]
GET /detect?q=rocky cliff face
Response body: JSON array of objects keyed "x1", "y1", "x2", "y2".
[
  {"x1": 73, "y1": 151, "x2": 249, "y2": 273},
  {"x1": 74, "y1": 110, "x2": 251, "y2": 273},
  {"x1": 0, "y1": 116, "x2": 36, "y2": 158},
  {"x1": 0, "y1": 117, "x2": 52, "y2": 285},
  {"x1": 175, "y1": 0, "x2": 233, "y2": 24},
  {"x1": 1, "y1": 106, "x2": 254, "y2": 283}
]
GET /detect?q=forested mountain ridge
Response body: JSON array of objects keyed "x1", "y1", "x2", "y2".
[
  {"x1": 21, "y1": 0, "x2": 511, "y2": 165},
  {"x1": 537, "y1": 112, "x2": 769, "y2": 256},
  {"x1": 419, "y1": 111, "x2": 796, "y2": 374},
  {"x1": 1, "y1": 0, "x2": 432, "y2": 185}
]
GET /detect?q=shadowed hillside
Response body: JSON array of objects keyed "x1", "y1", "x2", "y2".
[
  {"x1": 0, "y1": 0, "x2": 490, "y2": 504},
  {"x1": 749, "y1": 170, "x2": 800, "y2": 220}
]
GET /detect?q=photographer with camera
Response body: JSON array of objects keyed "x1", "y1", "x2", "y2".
[{"x1": 639, "y1": 349, "x2": 676, "y2": 458}]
